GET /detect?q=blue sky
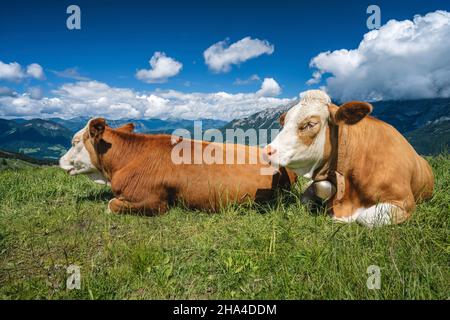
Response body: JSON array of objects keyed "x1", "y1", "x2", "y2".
[{"x1": 1, "y1": 0, "x2": 449, "y2": 120}]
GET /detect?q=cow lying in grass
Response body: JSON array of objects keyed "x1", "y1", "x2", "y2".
[
  {"x1": 60, "y1": 119, "x2": 296, "y2": 215},
  {"x1": 263, "y1": 90, "x2": 434, "y2": 227},
  {"x1": 60, "y1": 122, "x2": 135, "y2": 185}
]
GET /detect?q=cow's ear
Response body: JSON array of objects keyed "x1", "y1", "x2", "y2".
[
  {"x1": 279, "y1": 112, "x2": 287, "y2": 127},
  {"x1": 329, "y1": 101, "x2": 372, "y2": 125},
  {"x1": 115, "y1": 123, "x2": 135, "y2": 133},
  {"x1": 89, "y1": 118, "x2": 106, "y2": 139},
  {"x1": 328, "y1": 103, "x2": 340, "y2": 125}
]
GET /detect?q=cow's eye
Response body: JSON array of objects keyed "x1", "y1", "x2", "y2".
[{"x1": 300, "y1": 122, "x2": 317, "y2": 131}]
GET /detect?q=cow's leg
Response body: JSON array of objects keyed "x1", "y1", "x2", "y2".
[
  {"x1": 345, "y1": 199, "x2": 414, "y2": 228},
  {"x1": 107, "y1": 196, "x2": 168, "y2": 216},
  {"x1": 333, "y1": 202, "x2": 413, "y2": 228},
  {"x1": 331, "y1": 199, "x2": 359, "y2": 223},
  {"x1": 355, "y1": 187, "x2": 416, "y2": 227},
  {"x1": 353, "y1": 203, "x2": 401, "y2": 227},
  {"x1": 332, "y1": 203, "x2": 401, "y2": 227},
  {"x1": 332, "y1": 181, "x2": 417, "y2": 227},
  {"x1": 109, "y1": 169, "x2": 169, "y2": 215},
  {"x1": 389, "y1": 191, "x2": 416, "y2": 224}
]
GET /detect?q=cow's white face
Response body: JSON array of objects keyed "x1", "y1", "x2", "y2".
[
  {"x1": 59, "y1": 125, "x2": 108, "y2": 185},
  {"x1": 265, "y1": 90, "x2": 331, "y2": 178}
]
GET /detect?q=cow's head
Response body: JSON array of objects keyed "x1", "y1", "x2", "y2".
[
  {"x1": 263, "y1": 90, "x2": 372, "y2": 178},
  {"x1": 59, "y1": 119, "x2": 134, "y2": 184}
]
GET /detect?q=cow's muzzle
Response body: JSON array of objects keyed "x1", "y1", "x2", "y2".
[{"x1": 262, "y1": 145, "x2": 277, "y2": 163}]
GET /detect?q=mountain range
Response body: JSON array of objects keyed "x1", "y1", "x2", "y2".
[
  {"x1": 223, "y1": 97, "x2": 450, "y2": 155},
  {"x1": 0, "y1": 118, "x2": 73, "y2": 160},
  {"x1": 221, "y1": 99, "x2": 300, "y2": 144},
  {"x1": 0, "y1": 97, "x2": 448, "y2": 160},
  {"x1": 0, "y1": 117, "x2": 227, "y2": 160},
  {"x1": 46, "y1": 117, "x2": 228, "y2": 135}
]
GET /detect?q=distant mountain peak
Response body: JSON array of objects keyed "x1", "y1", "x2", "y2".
[{"x1": 220, "y1": 97, "x2": 450, "y2": 155}]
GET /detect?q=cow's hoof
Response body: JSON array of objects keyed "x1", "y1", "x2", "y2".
[
  {"x1": 106, "y1": 199, "x2": 115, "y2": 214},
  {"x1": 332, "y1": 215, "x2": 355, "y2": 224}
]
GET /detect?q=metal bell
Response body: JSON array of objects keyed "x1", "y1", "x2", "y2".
[{"x1": 313, "y1": 180, "x2": 336, "y2": 201}]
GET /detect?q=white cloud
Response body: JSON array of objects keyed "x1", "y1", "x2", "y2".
[
  {"x1": 136, "y1": 52, "x2": 183, "y2": 83},
  {"x1": 0, "y1": 61, "x2": 25, "y2": 81},
  {"x1": 204, "y1": 37, "x2": 274, "y2": 73},
  {"x1": 0, "y1": 86, "x2": 16, "y2": 97},
  {"x1": 0, "y1": 80, "x2": 290, "y2": 120},
  {"x1": 234, "y1": 74, "x2": 261, "y2": 85},
  {"x1": 0, "y1": 61, "x2": 45, "y2": 81},
  {"x1": 141, "y1": 94, "x2": 170, "y2": 117},
  {"x1": 27, "y1": 87, "x2": 44, "y2": 100},
  {"x1": 306, "y1": 71, "x2": 323, "y2": 85},
  {"x1": 256, "y1": 78, "x2": 281, "y2": 97},
  {"x1": 26, "y1": 63, "x2": 45, "y2": 79},
  {"x1": 307, "y1": 10, "x2": 450, "y2": 101},
  {"x1": 52, "y1": 67, "x2": 90, "y2": 81}
]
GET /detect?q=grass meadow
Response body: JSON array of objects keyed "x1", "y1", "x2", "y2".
[{"x1": 0, "y1": 155, "x2": 448, "y2": 299}]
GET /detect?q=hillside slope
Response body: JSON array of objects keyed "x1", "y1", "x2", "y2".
[
  {"x1": 405, "y1": 119, "x2": 450, "y2": 155},
  {"x1": 372, "y1": 98, "x2": 450, "y2": 134},
  {"x1": 0, "y1": 149, "x2": 58, "y2": 166},
  {"x1": 0, "y1": 157, "x2": 36, "y2": 170},
  {"x1": 0, "y1": 155, "x2": 448, "y2": 299},
  {"x1": 0, "y1": 119, "x2": 72, "y2": 160}
]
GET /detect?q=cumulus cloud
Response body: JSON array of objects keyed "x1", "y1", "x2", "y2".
[
  {"x1": 0, "y1": 93, "x2": 63, "y2": 117},
  {"x1": 234, "y1": 74, "x2": 261, "y2": 85},
  {"x1": 26, "y1": 63, "x2": 45, "y2": 79},
  {"x1": 307, "y1": 10, "x2": 450, "y2": 101},
  {"x1": 204, "y1": 37, "x2": 274, "y2": 73},
  {"x1": 136, "y1": 52, "x2": 183, "y2": 83},
  {"x1": 256, "y1": 78, "x2": 282, "y2": 97},
  {"x1": 0, "y1": 80, "x2": 290, "y2": 120},
  {"x1": 0, "y1": 62, "x2": 24, "y2": 81},
  {"x1": 27, "y1": 87, "x2": 44, "y2": 100},
  {"x1": 0, "y1": 61, "x2": 45, "y2": 81},
  {"x1": 0, "y1": 86, "x2": 17, "y2": 97}
]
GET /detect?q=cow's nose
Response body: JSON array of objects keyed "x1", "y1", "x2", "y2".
[
  {"x1": 262, "y1": 145, "x2": 277, "y2": 162},
  {"x1": 265, "y1": 145, "x2": 277, "y2": 156}
]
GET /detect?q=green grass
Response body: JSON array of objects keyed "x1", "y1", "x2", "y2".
[
  {"x1": 0, "y1": 155, "x2": 449, "y2": 299},
  {"x1": 0, "y1": 157, "x2": 37, "y2": 170}
]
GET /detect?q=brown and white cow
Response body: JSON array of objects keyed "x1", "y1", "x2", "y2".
[
  {"x1": 59, "y1": 122, "x2": 135, "y2": 185},
  {"x1": 263, "y1": 90, "x2": 434, "y2": 227},
  {"x1": 59, "y1": 119, "x2": 296, "y2": 215}
]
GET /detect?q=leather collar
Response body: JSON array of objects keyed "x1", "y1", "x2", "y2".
[{"x1": 312, "y1": 121, "x2": 347, "y2": 201}]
